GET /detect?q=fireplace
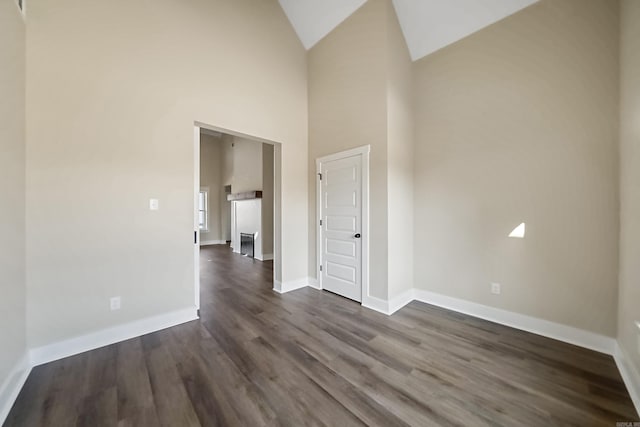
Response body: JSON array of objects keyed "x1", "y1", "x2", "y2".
[{"x1": 240, "y1": 233, "x2": 255, "y2": 258}]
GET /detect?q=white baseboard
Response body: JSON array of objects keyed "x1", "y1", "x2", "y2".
[
  {"x1": 388, "y1": 288, "x2": 415, "y2": 315},
  {"x1": 362, "y1": 295, "x2": 390, "y2": 315},
  {"x1": 29, "y1": 307, "x2": 199, "y2": 367},
  {"x1": 273, "y1": 281, "x2": 617, "y2": 361},
  {"x1": 362, "y1": 289, "x2": 414, "y2": 316},
  {"x1": 0, "y1": 353, "x2": 31, "y2": 425},
  {"x1": 200, "y1": 240, "x2": 227, "y2": 246},
  {"x1": 257, "y1": 253, "x2": 273, "y2": 261},
  {"x1": 412, "y1": 289, "x2": 615, "y2": 355},
  {"x1": 273, "y1": 280, "x2": 283, "y2": 293},
  {"x1": 614, "y1": 343, "x2": 640, "y2": 415},
  {"x1": 308, "y1": 277, "x2": 321, "y2": 290},
  {"x1": 273, "y1": 277, "x2": 316, "y2": 294}
]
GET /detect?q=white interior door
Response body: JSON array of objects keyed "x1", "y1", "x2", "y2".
[{"x1": 319, "y1": 153, "x2": 363, "y2": 302}]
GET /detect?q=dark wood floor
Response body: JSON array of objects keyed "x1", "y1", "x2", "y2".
[{"x1": 5, "y1": 245, "x2": 638, "y2": 426}]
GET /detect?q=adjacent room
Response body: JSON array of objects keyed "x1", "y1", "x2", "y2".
[
  {"x1": 198, "y1": 128, "x2": 275, "y2": 294},
  {"x1": 1, "y1": 0, "x2": 639, "y2": 425}
]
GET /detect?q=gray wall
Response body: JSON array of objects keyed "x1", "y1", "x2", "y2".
[
  {"x1": 200, "y1": 133, "x2": 223, "y2": 243},
  {"x1": 25, "y1": 0, "x2": 308, "y2": 349},
  {"x1": 0, "y1": 0, "x2": 27, "y2": 407},
  {"x1": 413, "y1": 0, "x2": 620, "y2": 336},
  {"x1": 618, "y1": 0, "x2": 640, "y2": 390},
  {"x1": 262, "y1": 144, "x2": 275, "y2": 256},
  {"x1": 308, "y1": 0, "x2": 390, "y2": 300}
]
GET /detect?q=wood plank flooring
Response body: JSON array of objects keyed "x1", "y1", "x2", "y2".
[{"x1": 5, "y1": 244, "x2": 638, "y2": 426}]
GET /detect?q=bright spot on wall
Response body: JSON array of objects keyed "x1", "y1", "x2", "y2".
[{"x1": 509, "y1": 223, "x2": 526, "y2": 238}]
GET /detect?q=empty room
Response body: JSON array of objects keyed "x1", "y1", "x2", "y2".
[{"x1": 1, "y1": 0, "x2": 639, "y2": 425}]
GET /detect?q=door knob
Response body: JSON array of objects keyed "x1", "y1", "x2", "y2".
[{"x1": 354, "y1": 233, "x2": 361, "y2": 238}]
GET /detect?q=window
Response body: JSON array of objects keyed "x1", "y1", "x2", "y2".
[{"x1": 199, "y1": 188, "x2": 209, "y2": 231}]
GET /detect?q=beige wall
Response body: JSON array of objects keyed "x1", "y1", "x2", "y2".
[
  {"x1": 308, "y1": 0, "x2": 417, "y2": 301},
  {"x1": 618, "y1": 0, "x2": 640, "y2": 386},
  {"x1": 199, "y1": 133, "x2": 223, "y2": 243},
  {"x1": 221, "y1": 134, "x2": 234, "y2": 187},
  {"x1": 308, "y1": 0, "x2": 389, "y2": 300},
  {"x1": 262, "y1": 144, "x2": 275, "y2": 256},
  {"x1": 386, "y1": 1, "x2": 414, "y2": 299},
  {"x1": 231, "y1": 137, "x2": 263, "y2": 194},
  {"x1": 221, "y1": 135, "x2": 233, "y2": 241},
  {"x1": 26, "y1": 0, "x2": 308, "y2": 348},
  {"x1": 0, "y1": 0, "x2": 27, "y2": 402},
  {"x1": 413, "y1": 0, "x2": 620, "y2": 336}
]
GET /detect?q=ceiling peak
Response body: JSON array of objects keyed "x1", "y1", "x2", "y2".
[{"x1": 279, "y1": 0, "x2": 540, "y2": 61}]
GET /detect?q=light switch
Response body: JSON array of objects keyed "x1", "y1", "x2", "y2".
[{"x1": 149, "y1": 199, "x2": 159, "y2": 210}]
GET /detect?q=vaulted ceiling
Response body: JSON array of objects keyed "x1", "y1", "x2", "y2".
[{"x1": 278, "y1": 0, "x2": 539, "y2": 61}]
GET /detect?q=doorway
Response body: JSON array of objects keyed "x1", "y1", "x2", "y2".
[
  {"x1": 193, "y1": 122, "x2": 281, "y2": 310},
  {"x1": 316, "y1": 146, "x2": 370, "y2": 303}
]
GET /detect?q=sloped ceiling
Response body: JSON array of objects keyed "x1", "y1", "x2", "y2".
[
  {"x1": 277, "y1": 0, "x2": 368, "y2": 50},
  {"x1": 392, "y1": 0, "x2": 539, "y2": 60},
  {"x1": 278, "y1": 0, "x2": 539, "y2": 61}
]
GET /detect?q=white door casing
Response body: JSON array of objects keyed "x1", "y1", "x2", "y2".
[
  {"x1": 193, "y1": 125, "x2": 201, "y2": 310},
  {"x1": 317, "y1": 146, "x2": 370, "y2": 303}
]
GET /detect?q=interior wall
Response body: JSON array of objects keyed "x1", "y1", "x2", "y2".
[
  {"x1": 25, "y1": 0, "x2": 308, "y2": 349},
  {"x1": 221, "y1": 135, "x2": 233, "y2": 242},
  {"x1": 386, "y1": 1, "x2": 414, "y2": 300},
  {"x1": 308, "y1": 0, "x2": 389, "y2": 300},
  {"x1": 262, "y1": 144, "x2": 275, "y2": 257},
  {"x1": 413, "y1": 0, "x2": 620, "y2": 336},
  {"x1": 618, "y1": 0, "x2": 640, "y2": 385},
  {"x1": 199, "y1": 133, "x2": 223, "y2": 243},
  {"x1": 0, "y1": 0, "x2": 27, "y2": 402},
  {"x1": 232, "y1": 136, "x2": 264, "y2": 194}
]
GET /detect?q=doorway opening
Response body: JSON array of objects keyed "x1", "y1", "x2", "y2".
[{"x1": 193, "y1": 122, "x2": 281, "y2": 310}]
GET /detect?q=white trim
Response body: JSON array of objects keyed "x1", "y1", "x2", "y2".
[
  {"x1": 412, "y1": 290, "x2": 615, "y2": 355},
  {"x1": 316, "y1": 145, "x2": 370, "y2": 304},
  {"x1": 200, "y1": 240, "x2": 227, "y2": 246},
  {"x1": 358, "y1": 288, "x2": 616, "y2": 356},
  {"x1": 362, "y1": 295, "x2": 390, "y2": 315},
  {"x1": 0, "y1": 353, "x2": 31, "y2": 425},
  {"x1": 388, "y1": 289, "x2": 415, "y2": 315},
  {"x1": 273, "y1": 280, "x2": 283, "y2": 293},
  {"x1": 193, "y1": 125, "x2": 201, "y2": 310},
  {"x1": 308, "y1": 277, "x2": 320, "y2": 290},
  {"x1": 361, "y1": 289, "x2": 415, "y2": 316},
  {"x1": 195, "y1": 121, "x2": 281, "y2": 146},
  {"x1": 257, "y1": 253, "x2": 274, "y2": 261},
  {"x1": 29, "y1": 307, "x2": 199, "y2": 367},
  {"x1": 273, "y1": 277, "x2": 316, "y2": 294},
  {"x1": 614, "y1": 343, "x2": 640, "y2": 414},
  {"x1": 198, "y1": 187, "x2": 210, "y2": 233}
]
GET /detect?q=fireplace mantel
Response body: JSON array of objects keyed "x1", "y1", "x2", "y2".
[{"x1": 227, "y1": 191, "x2": 262, "y2": 201}]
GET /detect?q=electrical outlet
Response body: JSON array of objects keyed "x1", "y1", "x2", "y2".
[
  {"x1": 110, "y1": 296, "x2": 121, "y2": 311},
  {"x1": 491, "y1": 283, "x2": 501, "y2": 295},
  {"x1": 149, "y1": 199, "x2": 159, "y2": 211}
]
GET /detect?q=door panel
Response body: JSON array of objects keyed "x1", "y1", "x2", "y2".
[
  {"x1": 320, "y1": 155, "x2": 362, "y2": 302},
  {"x1": 326, "y1": 239, "x2": 356, "y2": 257},
  {"x1": 326, "y1": 215, "x2": 356, "y2": 232}
]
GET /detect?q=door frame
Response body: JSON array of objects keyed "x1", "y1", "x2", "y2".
[
  {"x1": 194, "y1": 121, "x2": 282, "y2": 311},
  {"x1": 316, "y1": 145, "x2": 370, "y2": 303}
]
